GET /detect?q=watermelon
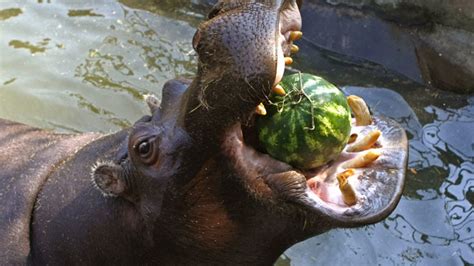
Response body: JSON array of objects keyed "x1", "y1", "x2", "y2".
[{"x1": 257, "y1": 73, "x2": 351, "y2": 170}]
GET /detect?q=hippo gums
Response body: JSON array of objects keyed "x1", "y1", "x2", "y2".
[{"x1": 0, "y1": 0, "x2": 407, "y2": 265}]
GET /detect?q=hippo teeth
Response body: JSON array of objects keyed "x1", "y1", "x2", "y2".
[
  {"x1": 336, "y1": 169, "x2": 357, "y2": 206},
  {"x1": 289, "y1": 31, "x2": 303, "y2": 41},
  {"x1": 290, "y1": 44, "x2": 299, "y2": 54},
  {"x1": 255, "y1": 103, "x2": 267, "y2": 116},
  {"x1": 272, "y1": 84, "x2": 286, "y2": 96}
]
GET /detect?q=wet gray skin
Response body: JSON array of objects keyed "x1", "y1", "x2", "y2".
[{"x1": 0, "y1": 0, "x2": 406, "y2": 265}]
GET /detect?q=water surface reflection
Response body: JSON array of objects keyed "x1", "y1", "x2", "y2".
[{"x1": 0, "y1": 0, "x2": 196, "y2": 132}]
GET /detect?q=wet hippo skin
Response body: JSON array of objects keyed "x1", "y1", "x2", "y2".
[{"x1": 0, "y1": 1, "x2": 407, "y2": 265}]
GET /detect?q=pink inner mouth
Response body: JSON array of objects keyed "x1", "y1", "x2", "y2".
[
  {"x1": 238, "y1": 119, "x2": 357, "y2": 210},
  {"x1": 303, "y1": 154, "x2": 359, "y2": 208}
]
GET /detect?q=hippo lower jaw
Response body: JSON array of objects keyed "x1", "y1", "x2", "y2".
[
  {"x1": 225, "y1": 113, "x2": 407, "y2": 227},
  {"x1": 190, "y1": 2, "x2": 407, "y2": 228}
]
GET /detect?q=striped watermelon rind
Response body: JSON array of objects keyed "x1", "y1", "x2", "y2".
[{"x1": 257, "y1": 73, "x2": 351, "y2": 169}]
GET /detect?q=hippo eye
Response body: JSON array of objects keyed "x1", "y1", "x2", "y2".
[
  {"x1": 138, "y1": 141, "x2": 151, "y2": 156},
  {"x1": 133, "y1": 138, "x2": 158, "y2": 165}
]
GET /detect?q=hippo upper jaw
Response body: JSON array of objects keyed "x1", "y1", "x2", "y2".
[{"x1": 178, "y1": 0, "x2": 302, "y2": 147}]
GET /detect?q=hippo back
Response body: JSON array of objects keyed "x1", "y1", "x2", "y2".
[{"x1": 0, "y1": 118, "x2": 100, "y2": 264}]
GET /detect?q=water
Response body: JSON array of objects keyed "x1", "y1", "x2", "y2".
[
  {"x1": 1, "y1": 1, "x2": 473, "y2": 265},
  {"x1": 0, "y1": 0, "x2": 198, "y2": 132}
]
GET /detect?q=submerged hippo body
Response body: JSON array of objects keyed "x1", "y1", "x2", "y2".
[{"x1": 0, "y1": 1, "x2": 407, "y2": 265}]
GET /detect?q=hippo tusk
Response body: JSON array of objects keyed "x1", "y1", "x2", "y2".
[
  {"x1": 336, "y1": 169, "x2": 357, "y2": 206},
  {"x1": 284, "y1": 57, "x2": 293, "y2": 65},
  {"x1": 343, "y1": 150, "x2": 381, "y2": 168},
  {"x1": 347, "y1": 130, "x2": 381, "y2": 152},
  {"x1": 347, "y1": 95, "x2": 372, "y2": 126}
]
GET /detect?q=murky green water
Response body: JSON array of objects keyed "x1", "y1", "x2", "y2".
[
  {"x1": 1, "y1": 1, "x2": 473, "y2": 265},
  {"x1": 0, "y1": 0, "x2": 198, "y2": 132}
]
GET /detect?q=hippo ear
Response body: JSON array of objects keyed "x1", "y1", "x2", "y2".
[
  {"x1": 91, "y1": 162, "x2": 128, "y2": 198},
  {"x1": 144, "y1": 94, "x2": 160, "y2": 115}
]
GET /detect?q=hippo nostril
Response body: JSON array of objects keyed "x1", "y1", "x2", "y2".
[
  {"x1": 208, "y1": 7, "x2": 222, "y2": 19},
  {"x1": 207, "y1": 2, "x2": 223, "y2": 19}
]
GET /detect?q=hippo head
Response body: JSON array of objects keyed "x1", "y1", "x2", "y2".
[{"x1": 92, "y1": 0, "x2": 406, "y2": 264}]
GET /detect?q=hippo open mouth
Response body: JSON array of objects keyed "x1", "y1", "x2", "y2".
[
  {"x1": 199, "y1": 0, "x2": 408, "y2": 226},
  {"x1": 224, "y1": 105, "x2": 407, "y2": 226},
  {"x1": 126, "y1": 0, "x2": 406, "y2": 248}
]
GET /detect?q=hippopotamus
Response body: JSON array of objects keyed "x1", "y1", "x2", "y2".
[{"x1": 0, "y1": 0, "x2": 407, "y2": 265}]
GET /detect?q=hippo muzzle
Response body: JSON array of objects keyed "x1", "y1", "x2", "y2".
[
  {"x1": 178, "y1": 0, "x2": 302, "y2": 145},
  {"x1": 92, "y1": 0, "x2": 406, "y2": 248},
  {"x1": 158, "y1": 0, "x2": 406, "y2": 229}
]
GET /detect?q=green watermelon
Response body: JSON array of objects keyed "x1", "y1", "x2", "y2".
[{"x1": 257, "y1": 73, "x2": 351, "y2": 170}]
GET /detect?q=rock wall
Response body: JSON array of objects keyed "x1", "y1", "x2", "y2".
[
  {"x1": 325, "y1": 0, "x2": 474, "y2": 30},
  {"x1": 310, "y1": 0, "x2": 474, "y2": 93}
]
